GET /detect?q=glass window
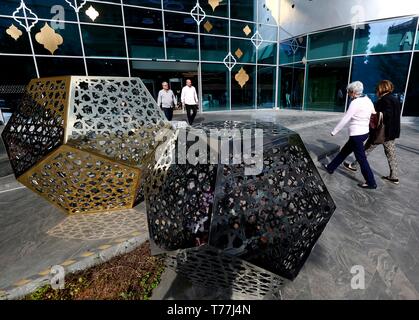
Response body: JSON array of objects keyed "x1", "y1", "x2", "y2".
[
  {"x1": 166, "y1": 32, "x2": 198, "y2": 60},
  {"x1": 305, "y1": 58, "x2": 350, "y2": 112},
  {"x1": 0, "y1": 17, "x2": 32, "y2": 54},
  {"x1": 354, "y1": 17, "x2": 418, "y2": 55},
  {"x1": 79, "y1": 2, "x2": 122, "y2": 25},
  {"x1": 0, "y1": 55, "x2": 37, "y2": 85},
  {"x1": 202, "y1": 63, "x2": 230, "y2": 112},
  {"x1": 0, "y1": 55, "x2": 37, "y2": 113},
  {"x1": 257, "y1": 66, "x2": 276, "y2": 109},
  {"x1": 163, "y1": 0, "x2": 196, "y2": 12},
  {"x1": 259, "y1": 24, "x2": 278, "y2": 42},
  {"x1": 231, "y1": 38, "x2": 256, "y2": 64},
  {"x1": 200, "y1": 0, "x2": 227, "y2": 18},
  {"x1": 200, "y1": 35, "x2": 228, "y2": 62},
  {"x1": 124, "y1": 6, "x2": 163, "y2": 29},
  {"x1": 230, "y1": 0, "x2": 255, "y2": 21},
  {"x1": 404, "y1": 52, "x2": 419, "y2": 117},
  {"x1": 308, "y1": 27, "x2": 354, "y2": 60},
  {"x1": 279, "y1": 64, "x2": 305, "y2": 110},
  {"x1": 258, "y1": 42, "x2": 277, "y2": 64},
  {"x1": 231, "y1": 21, "x2": 255, "y2": 39},
  {"x1": 200, "y1": 17, "x2": 228, "y2": 36},
  {"x1": 0, "y1": 0, "x2": 77, "y2": 21},
  {"x1": 37, "y1": 57, "x2": 85, "y2": 77},
  {"x1": 231, "y1": 64, "x2": 255, "y2": 110},
  {"x1": 416, "y1": 24, "x2": 419, "y2": 50},
  {"x1": 280, "y1": 36, "x2": 307, "y2": 65},
  {"x1": 124, "y1": 0, "x2": 161, "y2": 9},
  {"x1": 126, "y1": 28, "x2": 165, "y2": 59},
  {"x1": 86, "y1": 58, "x2": 129, "y2": 76},
  {"x1": 31, "y1": 22, "x2": 83, "y2": 56},
  {"x1": 164, "y1": 12, "x2": 197, "y2": 33},
  {"x1": 81, "y1": 25, "x2": 126, "y2": 57},
  {"x1": 351, "y1": 53, "x2": 411, "y2": 103}
]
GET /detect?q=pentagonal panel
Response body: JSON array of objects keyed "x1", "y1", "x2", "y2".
[
  {"x1": 18, "y1": 145, "x2": 141, "y2": 214},
  {"x1": 209, "y1": 133, "x2": 336, "y2": 280},
  {"x1": 1, "y1": 77, "x2": 70, "y2": 177},
  {"x1": 66, "y1": 77, "x2": 171, "y2": 167}
]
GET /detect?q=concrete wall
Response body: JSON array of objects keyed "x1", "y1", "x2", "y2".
[{"x1": 279, "y1": 0, "x2": 419, "y2": 38}]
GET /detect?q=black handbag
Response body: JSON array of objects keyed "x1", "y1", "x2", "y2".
[{"x1": 371, "y1": 112, "x2": 385, "y2": 145}]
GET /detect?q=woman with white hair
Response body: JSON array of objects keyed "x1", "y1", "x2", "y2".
[{"x1": 324, "y1": 81, "x2": 377, "y2": 189}]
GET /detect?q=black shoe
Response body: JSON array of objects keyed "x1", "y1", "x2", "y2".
[
  {"x1": 358, "y1": 183, "x2": 377, "y2": 190},
  {"x1": 323, "y1": 164, "x2": 334, "y2": 174},
  {"x1": 344, "y1": 162, "x2": 358, "y2": 173},
  {"x1": 381, "y1": 176, "x2": 400, "y2": 185}
]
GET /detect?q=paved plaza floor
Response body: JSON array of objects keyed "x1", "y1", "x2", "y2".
[{"x1": 1, "y1": 110, "x2": 418, "y2": 300}]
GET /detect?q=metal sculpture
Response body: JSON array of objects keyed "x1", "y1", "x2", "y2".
[
  {"x1": 1, "y1": 76, "x2": 171, "y2": 214},
  {"x1": 145, "y1": 121, "x2": 336, "y2": 285}
]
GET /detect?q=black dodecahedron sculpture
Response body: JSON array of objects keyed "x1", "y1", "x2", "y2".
[{"x1": 145, "y1": 121, "x2": 336, "y2": 293}]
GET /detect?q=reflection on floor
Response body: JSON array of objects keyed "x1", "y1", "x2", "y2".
[{"x1": 47, "y1": 210, "x2": 147, "y2": 241}]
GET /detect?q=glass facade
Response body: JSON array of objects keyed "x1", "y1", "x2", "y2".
[{"x1": 0, "y1": 0, "x2": 418, "y2": 118}]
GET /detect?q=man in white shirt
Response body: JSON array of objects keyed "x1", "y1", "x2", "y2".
[
  {"x1": 157, "y1": 82, "x2": 177, "y2": 121},
  {"x1": 181, "y1": 79, "x2": 199, "y2": 125}
]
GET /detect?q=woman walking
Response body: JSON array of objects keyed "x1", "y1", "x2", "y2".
[
  {"x1": 345, "y1": 80, "x2": 401, "y2": 185},
  {"x1": 324, "y1": 81, "x2": 377, "y2": 189}
]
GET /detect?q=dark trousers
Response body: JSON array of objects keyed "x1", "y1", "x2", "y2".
[
  {"x1": 162, "y1": 107, "x2": 173, "y2": 121},
  {"x1": 185, "y1": 104, "x2": 198, "y2": 125},
  {"x1": 328, "y1": 133, "x2": 377, "y2": 187}
]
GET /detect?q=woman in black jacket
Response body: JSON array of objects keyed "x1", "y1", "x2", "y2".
[{"x1": 345, "y1": 80, "x2": 402, "y2": 185}]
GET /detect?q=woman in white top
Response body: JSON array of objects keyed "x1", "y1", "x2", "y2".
[{"x1": 324, "y1": 81, "x2": 377, "y2": 189}]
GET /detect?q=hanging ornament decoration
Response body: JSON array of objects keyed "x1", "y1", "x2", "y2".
[
  {"x1": 251, "y1": 31, "x2": 263, "y2": 49},
  {"x1": 35, "y1": 23, "x2": 64, "y2": 54},
  {"x1": 235, "y1": 48, "x2": 243, "y2": 59},
  {"x1": 223, "y1": 52, "x2": 237, "y2": 71},
  {"x1": 190, "y1": 1, "x2": 206, "y2": 25},
  {"x1": 208, "y1": 0, "x2": 222, "y2": 11},
  {"x1": 6, "y1": 24, "x2": 23, "y2": 40},
  {"x1": 65, "y1": 0, "x2": 87, "y2": 13},
  {"x1": 85, "y1": 5, "x2": 99, "y2": 22},
  {"x1": 203, "y1": 20, "x2": 213, "y2": 33},
  {"x1": 235, "y1": 67, "x2": 250, "y2": 88},
  {"x1": 243, "y1": 25, "x2": 252, "y2": 37},
  {"x1": 12, "y1": 0, "x2": 39, "y2": 32}
]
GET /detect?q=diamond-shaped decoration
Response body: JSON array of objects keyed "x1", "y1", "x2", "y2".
[
  {"x1": 190, "y1": 2, "x2": 206, "y2": 25},
  {"x1": 235, "y1": 48, "x2": 243, "y2": 59},
  {"x1": 290, "y1": 38, "x2": 299, "y2": 54},
  {"x1": 65, "y1": 0, "x2": 87, "y2": 13},
  {"x1": 35, "y1": 22, "x2": 64, "y2": 55},
  {"x1": 243, "y1": 25, "x2": 252, "y2": 36},
  {"x1": 12, "y1": 0, "x2": 38, "y2": 32},
  {"x1": 235, "y1": 67, "x2": 250, "y2": 88},
  {"x1": 85, "y1": 5, "x2": 99, "y2": 22},
  {"x1": 6, "y1": 24, "x2": 23, "y2": 41},
  {"x1": 203, "y1": 20, "x2": 213, "y2": 33},
  {"x1": 251, "y1": 31, "x2": 263, "y2": 49},
  {"x1": 223, "y1": 52, "x2": 237, "y2": 71}
]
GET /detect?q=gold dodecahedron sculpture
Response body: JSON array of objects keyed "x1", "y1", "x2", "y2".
[{"x1": 1, "y1": 76, "x2": 171, "y2": 214}]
